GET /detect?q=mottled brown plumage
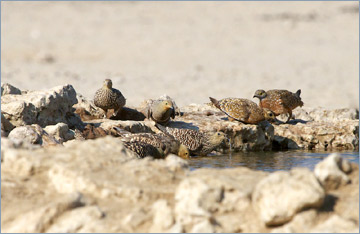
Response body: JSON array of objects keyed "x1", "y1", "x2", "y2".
[
  {"x1": 253, "y1": 89, "x2": 304, "y2": 123},
  {"x1": 144, "y1": 99, "x2": 175, "y2": 125},
  {"x1": 94, "y1": 79, "x2": 126, "y2": 118},
  {"x1": 118, "y1": 130, "x2": 189, "y2": 158},
  {"x1": 209, "y1": 97, "x2": 275, "y2": 124},
  {"x1": 123, "y1": 141, "x2": 165, "y2": 159},
  {"x1": 156, "y1": 124, "x2": 226, "y2": 156}
]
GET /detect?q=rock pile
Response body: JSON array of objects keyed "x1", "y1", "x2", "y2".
[{"x1": 1, "y1": 136, "x2": 358, "y2": 232}]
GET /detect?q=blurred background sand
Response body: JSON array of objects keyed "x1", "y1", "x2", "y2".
[{"x1": 1, "y1": 1, "x2": 359, "y2": 108}]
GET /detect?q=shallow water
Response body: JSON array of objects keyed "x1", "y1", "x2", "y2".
[{"x1": 188, "y1": 150, "x2": 359, "y2": 172}]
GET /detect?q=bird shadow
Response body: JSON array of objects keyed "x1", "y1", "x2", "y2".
[{"x1": 276, "y1": 118, "x2": 310, "y2": 125}]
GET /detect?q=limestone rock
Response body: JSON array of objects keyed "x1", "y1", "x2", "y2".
[
  {"x1": 46, "y1": 206, "x2": 105, "y2": 233},
  {"x1": 314, "y1": 153, "x2": 351, "y2": 190},
  {"x1": 174, "y1": 167, "x2": 268, "y2": 232},
  {"x1": 44, "y1": 123, "x2": 75, "y2": 143},
  {"x1": 1, "y1": 84, "x2": 82, "y2": 128},
  {"x1": 270, "y1": 209, "x2": 318, "y2": 233},
  {"x1": 309, "y1": 215, "x2": 358, "y2": 233},
  {"x1": 2, "y1": 193, "x2": 84, "y2": 233},
  {"x1": 8, "y1": 125, "x2": 42, "y2": 145},
  {"x1": 1, "y1": 83, "x2": 22, "y2": 96},
  {"x1": 1, "y1": 113, "x2": 15, "y2": 133},
  {"x1": 174, "y1": 177, "x2": 221, "y2": 229},
  {"x1": 252, "y1": 168, "x2": 325, "y2": 226},
  {"x1": 150, "y1": 200, "x2": 175, "y2": 232},
  {"x1": 273, "y1": 120, "x2": 359, "y2": 150},
  {"x1": 293, "y1": 107, "x2": 359, "y2": 122},
  {"x1": 190, "y1": 219, "x2": 216, "y2": 233},
  {"x1": 8, "y1": 124, "x2": 60, "y2": 146}
]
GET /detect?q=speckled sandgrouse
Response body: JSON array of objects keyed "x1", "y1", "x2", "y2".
[
  {"x1": 123, "y1": 140, "x2": 166, "y2": 159},
  {"x1": 253, "y1": 89, "x2": 304, "y2": 123},
  {"x1": 119, "y1": 131, "x2": 190, "y2": 159},
  {"x1": 156, "y1": 124, "x2": 226, "y2": 156},
  {"x1": 94, "y1": 79, "x2": 126, "y2": 118},
  {"x1": 144, "y1": 99, "x2": 175, "y2": 125},
  {"x1": 209, "y1": 97, "x2": 275, "y2": 124}
]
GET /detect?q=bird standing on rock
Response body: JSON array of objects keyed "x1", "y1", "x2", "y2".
[
  {"x1": 145, "y1": 100, "x2": 175, "y2": 125},
  {"x1": 94, "y1": 79, "x2": 126, "y2": 118},
  {"x1": 156, "y1": 124, "x2": 226, "y2": 156},
  {"x1": 253, "y1": 89, "x2": 303, "y2": 123},
  {"x1": 209, "y1": 97, "x2": 275, "y2": 124}
]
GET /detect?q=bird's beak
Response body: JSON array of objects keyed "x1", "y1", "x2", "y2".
[{"x1": 253, "y1": 95, "x2": 256, "y2": 98}]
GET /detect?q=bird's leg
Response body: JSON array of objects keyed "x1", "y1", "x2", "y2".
[
  {"x1": 286, "y1": 110, "x2": 292, "y2": 123},
  {"x1": 113, "y1": 108, "x2": 120, "y2": 117}
]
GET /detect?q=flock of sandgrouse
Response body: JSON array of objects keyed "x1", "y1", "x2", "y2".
[{"x1": 94, "y1": 79, "x2": 304, "y2": 159}]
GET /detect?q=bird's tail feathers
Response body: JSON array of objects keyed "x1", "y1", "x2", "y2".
[{"x1": 209, "y1": 97, "x2": 220, "y2": 109}]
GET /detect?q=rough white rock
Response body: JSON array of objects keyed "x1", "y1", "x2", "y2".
[
  {"x1": 1, "y1": 84, "x2": 82, "y2": 128},
  {"x1": 44, "y1": 123, "x2": 75, "y2": 143},
  {"x1": 8, "y1": 124, "x2": 60, "y2": 146},
  {"x1": 309, "y1": 214, "x2": 359, "y2": 233},
  {"x1": 293, "y1": 107, "x2": 359, "y2": 122},
  {"x1": 252, "y1": 168, "x2": 325, "y2": 226},
  {"x1": 8, "y1": 125, "x2": 42, "y2": 145},
  {"x1": 2, "y1": 193, "x2": 84, "y2": 233},
  {"x1": 314, "y1": 153, "x2": 351, "y2": 190},
  {"x1": 174, "y1": 177, "x2": 222, "y2": 229},
  {"x1": 190, "y1": 219, "x2": 216, "y2": 233},
  {"x1": 46, "y1": 206, "x2": 105, "y2": 233},
  {"x1": 150, "y1": 200, "x2": 175, "y2": 232},
  {"x1": 270, "y1": 209, "x2": 318, "y2": 233},
  {"x1": 1, "y1": 83, "x2": 22, "y2": 96}
]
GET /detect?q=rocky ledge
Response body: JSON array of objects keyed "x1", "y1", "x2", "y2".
[{"x1": 2, "y1": 83, "x2": 358, "y2": 152}]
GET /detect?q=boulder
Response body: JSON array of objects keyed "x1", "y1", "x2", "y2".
[
  {"x1": 8, "y1": 124, "x2": 60, "y2": 146},
  {"x1": 314, "y1": 153, "x2": 352, "y2": 190},
  {"x1": 44, "y1": 123, "x2": 75, "y2": 143},
  {"x1": 1, "y1": 84, "x2": 82, "y2": 128},
  {"x1": 252, "y1": 168, "x2": 325, "y2": 226}
]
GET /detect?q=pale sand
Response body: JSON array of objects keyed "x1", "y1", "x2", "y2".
[{"x1": 1, "y1": 2, "x2": 359, "y2": 109}]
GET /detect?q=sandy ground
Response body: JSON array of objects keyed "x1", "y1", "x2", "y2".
[{"x1": 1, "y1": 1, "x2": 359, "y2": 109}]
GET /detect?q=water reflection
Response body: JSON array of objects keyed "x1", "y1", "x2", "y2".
[{"x1": 188, "y1": 150, "x2": 359, "y2": 172}]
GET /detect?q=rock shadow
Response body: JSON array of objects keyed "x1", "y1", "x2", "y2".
[
  {"x1": 272, "y1": 135, "x2": 300, "y2": 150},
  {"x1": 167, "y1": 121, "x2": 199, "y2": 131},
  {"x1": 318, "y1": 194, "x2": 338, "y2": 212}
]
